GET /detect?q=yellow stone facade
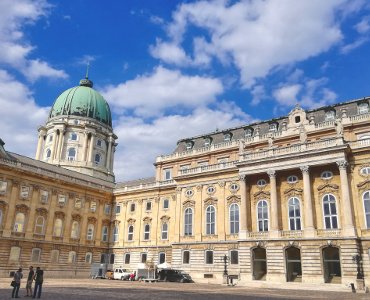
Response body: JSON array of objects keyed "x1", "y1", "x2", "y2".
[{"x1": 1, "y1": 95, "x2": 370, "y2": 290}]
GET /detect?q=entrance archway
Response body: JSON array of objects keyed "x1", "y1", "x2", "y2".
[
  {"x1": 285, "y1": 247, "x2": 302, "y2": 282},
  {"x1": 252, "y1": 247, "x2": 267, "y2": 280},
  {"x1": 323, "y1": 247, "x2": 341, "y2": 283}
]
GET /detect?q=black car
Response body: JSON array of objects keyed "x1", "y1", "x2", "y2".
[{"x1": 158, "y1": 269, "x2": 192, "y2": 283}]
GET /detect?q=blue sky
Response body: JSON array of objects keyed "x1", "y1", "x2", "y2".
[{"x1": 0, "y1": 0, "x2": 370, "y2": 182}]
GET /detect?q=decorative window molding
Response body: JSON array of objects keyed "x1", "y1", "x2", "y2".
[
  {"x1": 226, "y1": 195, "x2": 241, "y2": 205},
  {"x1": 321, "y1": 171, "x2": 333, "y2": 180},
  {"x1": 185, "y1": 188, "x2": 194, "y2": 198},
  {"x1": 287, "y1": 175, "x2": 298, "y2": 184},
  {"x1": 206, "y1": 185, "x2": 216, "y2": 195},
  {"x1": 360, "y1": 166, "x2": 370, "y2": 177},
  {"x1": 257, "y1": 179, "x2": 267, "y2": 188},
  {"x1": 229, "y1": 183, "x2": 239, "y2": 193},
  {"x1": 203, "y1": 197, "x2": 218, "y2": 207}
]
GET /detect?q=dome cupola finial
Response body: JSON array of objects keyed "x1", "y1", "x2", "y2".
[{"x1": 79, "y1": 62, "x2": 93, "y2": 88}]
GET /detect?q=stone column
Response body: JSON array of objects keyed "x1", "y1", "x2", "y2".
[
  {"x1": 239, "y1": 174, "x2": 249, "y2": 239},
  {"x1": 268, "y1": 170, "x2": 279, "y2": 236},
  {"x1": 106, "y1": 137, "x2": 113, "y2": 169},
  {"x1": 88, "y1": 134, "x2": 95, "y2": 163},
  {"x1": 50, "y1": 130, "x2": 58, "y2": 161},
  {"x1": 81, "y1": 132, "x2": 88, "y2": 162},
  {"x1": 336, "y1": 160, "x2": 355, "y2": 236},
  {"x1": 35, "y1": 130, "x2": 46, "y2": 160},
  {"x1": 56, "y1": 129, "x2": 65, "y2": 161},
  {"x1": 110, "y1": 144, "x2": 116, "y2": 170},
  {"x1": 300, "y1": 166, "x2": 315, "y2": 237}
]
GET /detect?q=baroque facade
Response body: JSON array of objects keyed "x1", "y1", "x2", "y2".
[{"x1": 1, "y1": 77, "x2": 370, "y2": 289}]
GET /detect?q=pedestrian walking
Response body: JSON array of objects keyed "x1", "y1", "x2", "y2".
[
  {"x1": 32, "y1": 267, "x2": 44, "y2": 299},
  {"x1": 11, "y1": 267, "x2": 23, "y2": 298},
  {"x1": 26, "y1": 266, "x2": 34, "y2": 297}
]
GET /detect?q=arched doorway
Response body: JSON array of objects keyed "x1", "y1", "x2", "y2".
[
  {"x1": 285, "y1": 247, "x2": 302, "y2": 282},
  {"x1": 322, "y1": 247, "x2": 341, "y2": 283},
  {"x1": 252, "y1": 247, "x2": 267, "y2": 280}
]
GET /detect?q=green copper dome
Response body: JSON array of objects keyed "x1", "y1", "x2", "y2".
[{"x1": 49, "y1": 78, "x2": 112, "y2": 127}]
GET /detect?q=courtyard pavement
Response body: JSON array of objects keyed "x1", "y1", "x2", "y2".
[{"x1": 0, "y1": 278, "x2": 369, "y2": 300}]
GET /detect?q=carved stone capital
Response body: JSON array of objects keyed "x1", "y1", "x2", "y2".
[
  {"x1": 267, "y1": 170, "x2": 276, "y2": 178},
  {"x1": 336, "y1": 160, "x2": 348, "y2": 170},
  {"x1": 239, "y1": 174, "x2": 246, "y2": 181},
  {"x1": 300, "y1": 166, "x2": 309, "y2": 174}
]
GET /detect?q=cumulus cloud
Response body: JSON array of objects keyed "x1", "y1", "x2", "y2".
[
  {"x1": 0, "y1": 0, "x2": 67, "y2": 81},
  {"x1": 0, "y1": 69, "x2": 49, "y2": 156},
  {"x1": 150, "y1": 0, "x2": 361, "y2": 88},
  {"x1": 102, "y1": 66, "x2": 223, "y2": 117}
]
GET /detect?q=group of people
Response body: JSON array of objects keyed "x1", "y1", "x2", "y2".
[{"x1": 11, "y1": 266, "x2": 44, "y2": 298}]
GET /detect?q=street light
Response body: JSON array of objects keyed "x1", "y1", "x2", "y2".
[{"x1": 352, "y1": 254, "x2": 364, "y2": 280}]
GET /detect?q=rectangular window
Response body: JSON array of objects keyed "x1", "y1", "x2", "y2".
[
  {"x1": 74, "y1": 198, "x2": 82, "y2": 209},
  {"x1": 197, "y1": 161, "x2": 209, "y2": 167},
  {"x1": 104, "y1": 204, "x2": 111, "y2": 215},
  {"x1": 183, "y1": 250, "x2": 190, "y2": 264},
  {"x1": 68, "y1": 251, "x2": 76, "y2": 264},
  {"x1": 146, "y1": 201, "x2": 152, "y2": 211},
  {"x1": 85, "y1": 252, "x2": 92, "y2": 264},
  {"x1": 115, "y1": 205, "x2": 121, "y2": 214},
  {"x1": 130, "y1": 203, "x2": 135, "y2": 212},
  {"x1": 163, "y1": 199, "x2": 169, "y2": 209},
  {"x1": 205, "y1": 250, "x2": 213, "y2": 264},
  {"x1": 0, "y1": 180, "x2": 7, "y2": 194},
  {"x1": 141, "y1": 253, "x2": 147, "y2": 263},
  {"x1": 110, "y1": 254, "x2": 115, "y2": 264},
  {"x1": 230, "y1": 250, "x2": 239, "y2": 265},
  {"x1": 31, "y1": 248, "x2": 41, "y2": 262},
  {"x1": 58, "y1": 195, "x2": 66, "y2": 206},
  {"x1": 90, "y1": 201, "x2": 97, "y2": 212},
  {"x1": 20, "y1": 186, "x2": 30, "y2": 198},
  {"x1": 50, "y1": 250, "x2": 59, "y2": 263},
  {"x1": 9, "y1": 247, "x2": 21, "y2": 261},
  {"x1": 217, "y1": 157, "x2": 229, "y2": 164},
  {"x1": 159, "y1": 252, "x2": 166, "y2": 264},
  {"x1": 124, "y1": 253, "x2": 131, "y2": 264},
  {"x1": 40, "y1": 190, "x2": 48, "y2": 204},
  {"x1": 180, "y1": 164, "x2": 191, "y2": 171},
  {"x1": 100, "y1": 253, "x2": 108, "y2": 264},
  {"x1": 163, "y1": 168, "x2": 172, "y2": 181}
]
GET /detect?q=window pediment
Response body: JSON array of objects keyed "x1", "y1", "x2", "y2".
[
  {"x1": 203, "y1": 197, "x2": 217, "y2": 207},
  {"x1": 160, "y1": 215, "x2": 170, "y2": 222},
  {"x1": 127, "y1": 218, "x2": 136, "y2": 225},
  {"x1": 35, "y1": 207, "x2": 48, "y2": 217},
  {"x1": 0, "y1": 200, "x2": 8, "y2": 209},
  {"x1": 54, "y1": 211, "x2": 65, "y2": 219},
  {"x1": 284, "y1": 188, "x2": 303, "y2": 198},
  {"x1": 87, "y1": 217, "x2": 97, "y2": 224},
  {"x1": 15, "y1": 204, "x2": 29, "y2": 213},
  {"x1": 72, "y1": 214, "x2": 82, "y2": 222},
  {"x1": 253, "y1": 190, "x2": 270, "y2": 201},
  {"x1": 317, "y1": 183, "x2": 339, "y2": 192},
  {"x1": 357, "y1": 179, "x2": 370, "y2": 192},
  {"x1": 143, "y1": 217, "x2": 152, "y2": 223},
  {"x1": 226, "y1": 195, "x2": 241, "y2": 205}
]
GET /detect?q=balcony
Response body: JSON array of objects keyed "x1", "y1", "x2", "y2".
[
  {"x1": 249, "y1": 231, "x2": 269, "y2": 239},
  {"x1": 119, "y1": 179, "x2": 176, "y2": 192},
  {"x1": 178, "y1": 161, "x2": 237, "y2": 176},
  {"x1": 316, "y1": 229, "x2": 341, "y2": 237},
  {"x1": 280, "y1": 230, "x2": 303, "y2": 238}
]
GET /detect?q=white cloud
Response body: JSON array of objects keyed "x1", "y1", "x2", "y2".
[
  {"x1": 0, "y1": 0, "x2": 67, "y2": 81},
  {"x1": 102, "y1": 66, "x2": 223, "y2": 117},
  {"x1": 340, "y1": 36, "x2": 369, "y2": 54},
  {"x1": 355, "y1": 16, "x2": 370, "y2": 33},
  {"x1": 0, "y1": 69, "x2": 48, "y2": 156},
  {"x1": 273, "y1": 84, "x2": 302, "y2": 106},
  {"x1": 251, "y1": 85, "x2": 266, "y2": 105},
  {"x1": 151, "y1": 0, "x2": 358, "y2": 88},
  {"x1": 113, "y1": 106, "x2": 253, "y2": 181}
]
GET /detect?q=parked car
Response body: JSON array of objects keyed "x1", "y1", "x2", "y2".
[
  {"x1": 158, "y1": 269, "x2": 192, "y2": 283},
  {"x1": 106, "y1": 270, "x2": 114, "y2": 280},
  {"x1": 113, "y1": 268, "x2": 131, "y2": 280}
]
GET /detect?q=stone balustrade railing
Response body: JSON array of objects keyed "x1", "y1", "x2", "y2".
[
  {"x1": 119, "y1": 179, "x2": 175, "y2": 192},
  {"x1": 178, "y1": 161, "x2": 237, "y2": 176},
  {"x1": 316, "y1": 229, "x2": 341, "y2": 237},
  {"x1": 280, "y1": 230, "x2": 303, "y2": 238}
]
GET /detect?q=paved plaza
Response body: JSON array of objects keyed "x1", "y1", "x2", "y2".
[{"x1": 1, "y1": 278, "x2": 369, "y2": 300}]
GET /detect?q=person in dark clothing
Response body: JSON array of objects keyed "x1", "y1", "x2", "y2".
[
  {"x1": 12, "y1": 267, "x2": 23, "y2": 298},
  {"x1": 26, "y1": 266, "x2": 34, "y2": 297},
  {"x1": 32, "y1": 267, "x2": 44, "y2": 299}
]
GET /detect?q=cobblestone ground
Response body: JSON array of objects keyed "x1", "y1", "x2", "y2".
[{"x1": 0, "y1": 278, "x2": 368, "y2": 300}]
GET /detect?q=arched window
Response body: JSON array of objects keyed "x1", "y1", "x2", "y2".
[
  {"x1": 229, "y1": 203, "x2": 239, "y2": 234},
  {"x1": 71, "y1": 221, "x2": 79, "y2": 239},
  {"x1": 94, "y1": 153, "x2": 101, "y2": 165},
  {"x1": 206, "y1": 205, "x2": 216, "y2": 235},
  {"x1": 45, "y1": 149, "x2": 51, "y2": 159},
  {"x1": 53, "y1": 218, "x2": 63, "y2": 237},
  {"x1": 127, "y1": 225, "x2": 134, "y2": 241},
  {"x1": 67, "y1": 148, "x2": 76, "y2": 161},
  {"x1": 101, "y1": 225, "x2": 108, "y2": 242},
  {"x1": 14, "y1": 212, "x2": 25, "y2": 232},
  {"x1": 86, "y1": 224, "x2": 94, "y2": 240},
  {"x1": 323, "y1": 194, "x2": 338, "y2": 229},
  {"x1": 113, "y1": 226, "x2": 119, "y2": 242},
  {"x1": 257, "y1": 200, "x2": 268, "y2": 232},
  {"x1": 70, "y1": 132, "x2": 78, "y2": 141},
  {"x1": 159, "y1": 252, "x2": 166, "y2": 264},
  {"x1": 288, "y1": 197, "x2": 301, "y2": 230},
  {"x1": 31, "y1": 248, "x2": 41, "y2": 262},
  {"x1": 34, "y1": 216, "x2": 45, "y2": 235},
  {"x1": 50, "y1": 249, "x2": 59, "y2": 263},
  {"x1": 363, "y1": 191, "x2": 370, "y2": 229},
  {"x1": 85, "y1": 252, "x2": 92, "y2": 264},
  {"x1": 68, "y1": 251, "x2": 76, "y2": 263},
  {"x1": 9, "y1": 246, "x2": 21, "y2": 261},
  {"x1": 144, "y1": 224, "x2": 150, "y2": 240},
  {"x1": 161, "y1": 223, "x2": 168, "y2": 240},
  {"x1": 184, "y1": 208, "x2": 193, "y2": 236}
]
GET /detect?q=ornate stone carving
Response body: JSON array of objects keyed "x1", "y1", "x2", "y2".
[
  {"x1": 253, "y1": 190, "x2": 270, "y2": 201},
  {"x1": 87, "y1": 217, "x2": 97, "y2": 224},
  {"x1": 317, "y1": 183, "x2": 339, "y2": 192},
  {"x1": 267, "y1": 170, "x2": 276, "y2": 178},
  {"x1": 160, "y1": 215, "x2": 170, "y2": 222},
  {"x1": 35, "y1": 207, "x2": 48, "y2": 217},
  {"x1": 72, "y1": 214, "x2": 82, "y2": 222},
  {"x1": 357, "y1": 180, "x2": 370, "y2": 192},
  {"x1": 143, "y1": 217, "x2": 152, "y2": 223},
  {"x1": 127, "y1": 218, "x2": 136, "y2": 225},
  {"x1": 300, "y1": 166, "x2": 309, "y2": 174},
  {"x1": 239, "y1": 174, "x2": 246, "y2": 181},
  {"x1": 284, "y1": 188, "x2": 303, "y2": 198},
  {"x1": 54, "y1": 211, "x2": 65, "y2": 219},
  {"x1": 15, "y1": 204, "x2": 29, "y2": 213},
  {"x1": 226, "y1": 195, "x2": 241, "y2": 205},
  {"x1": 336, "y1": 160, "x2": 348, "y2": 170},
  {"x1": 182, "y1": 199, "x2": 195, "y2": 208},
  {"x1": 203, "y1": 197, "x2": 218, "y2": 207},
  {"x1": 0, "y1": 200, "x2": 8, "y2": 209},
  {"x1": 102, "y1": 219, "x2": 111, "y2": 226},
  {"x1": 196, "y1": 185, "x2": 202, "y2": 191},
  {"x1": 218, "y1": 181, "x2": 225, "y2": 188}
]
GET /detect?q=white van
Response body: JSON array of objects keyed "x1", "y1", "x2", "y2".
[{"x1": 113, "y1": 268, "x2": 131, "y2": 280}]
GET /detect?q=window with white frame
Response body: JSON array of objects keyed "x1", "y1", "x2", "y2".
[
  {"x1": 9, "y1": 246, "x2": 21, "y2": 261},
  {"x1": 325, "y1": 110, "x2": 335, "y2": 121},
  {"x1": 184, "y1": 207, "x2": 193, "y2": 236},
  {"x1": 48, "y1": 135, "x2": 53, "y2": 142},
  {"x1": 288, "y1": 197, "x2": 301, "y2": 230},
  {"x1": 245, "y1": 128, "x2": 254, "y2": 137},
  {"x1": 257, "y1": 200, "x2": 269, "y2": 232},
  {"x1": 71, "y1": 221, "x2": 80, "y2": 239},
  {"x1": 269, "y1": 123, "x2": 278, "y2": 132},
  {"x1": 287, "y1": 175, "x2": 298, "y2": 184},
  {"x1": 361, "y1": 167, "x2": 370, "y2": 176},
  {"x1": 159, "y1": 252, "x2": 166, "y2": 264},
  {"x1": 45, "y1": 149, "x2": 51, "y2": 159},
  {"x1": 323, "y1": 194, "x2": 338, "y2": 229},
  {"x1": 124, "y1": 253, "x2": 131, "y2": 264},
  {"x1": 96, "y1": 139, "x2": 102, "y2": 147},
  {"x1": 161, "y1": 223, "x2": 168, "y2": 240},
  {"x1": 206, "y1": 205, "x2": 216, "y2": 235},
  {"x1": 143, "y1": 224, "x2": 150, "y2": 240},
  {"x1": 102, "y1": 226, "x2": 108, "y2": 242},
  {"x1": 257, "y1": 179, "x2": 267, "y2": 187},
  {"x1": 141, "y1": 253, "x2": 147, "y2": 263},
  {"x1": 163, "y1": 199, "x2": 169, "y2": 209},
  {"x1": 40, "y1": 190, "x2": 48, "y2": 204},
  {"x1": 67, "y1": 148, "x2": 76, "y2": 161},
  {"x1": 205, "y1": 250, "x2": 213, "y2": 264},
  {"x1": 130, "y1": 203, "x2": 136, "y2": 212},
  {"x1": 229, "y1": 183, "x2": 239, "y2": 192},
  {"x1": 0, "y1": 180, "x2": 7, "y2": 194},
  {"x1": 50, "y1": 249, "x2": 59, "y2": 263},
  {"x1": 90, "y1": 201, "x2": 97, "y2": 212},
  {"x1": 185, "y1": 141, "x2": 193, "y2": 150},
  {"x1": 87, "y1": 224, "x2": 94, "y2": 240},
  {"x1": 58, "y1": 195, "x2": 66, "y2": 206},
  {"x1": 113, "y1": 226, "x2": 119, "y2": 242},
  {"x1": 146, "y1": 201, "x2": 152, "y2": 211},
  {"x1": 185, "y1": 189, "x2": 194, "y2": 197},
  {"x1": 230, "y1": 250, "x2": 239, "y2": 264},
  {"x1": 68, "y1": 251, "x2": 76, "y2": 263},
  {"x1": 14, "y1": 212, "x2": 25, "y2": 232},
  {"x1": 204, "y1": 137, "x2": 211, "y2": 147},
  {"x1": 358, "y1": 102, "x2": 369, "y2": 114},
  {"x1": 229, "y1": 203, "x2": 240, "y2": 234},
  {"x1": 20, "y1": 186, "x2": 30, "y2": 198},
  {"x1": 180, "y1": 164, "x2": 191, "y2": 171},
  {"x1": 115, "y1": 204, "x2": 121, "y2": 214},
  {"x1": 31, "y1": 248, "x2": 41, "y2": 262},
  {"x1": 104, "y1": 204, "x2": 111, "y2": 215},
  {"x1": 224, "y1": 133, "x2": 232, "y2": 141},
  {"x1": 74, "y1": 198, "x2": 82, "y2": 209},
  {"x1": 163, "y1": 168, "x2": 172, "y2": 181},
  {"x1": 53, "y1": 218, "x2": 63, "y2": 237},
  {"x1": 85, "y1": 252, "x2": 92, "y2": 264},
  {"x1": 363, "y1": 191, "x2": 370, "y2": 229},
  {"x1": 70, "y1": 132, "x2": 78, "y2": 141},
  {"x1": 321, "y1": 171, "x2": 333, "y2": 180},
  {"x1": 34, "y1": 216, "x2": 45, "y2": 234},
  {"x1": 94, "y1": 153, "x2": 101, "y2": 165},
  {"x1": 127, "y1": 225, "x2": 134, "y2": 241},
  {"x1": 183, "y1": 250, "x2": 190, "y2": 264}
]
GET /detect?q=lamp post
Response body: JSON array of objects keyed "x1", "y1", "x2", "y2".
[
  {"x1": 220, "y1": 255, "x2": 229, "y2": 284},
  {"x1": 352, "y1": 254, "x2": 363, "y2": 279}
]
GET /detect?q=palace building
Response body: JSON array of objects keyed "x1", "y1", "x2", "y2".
[{"x1": 1, "y1": 76, "x2": 370, "y2": 289}]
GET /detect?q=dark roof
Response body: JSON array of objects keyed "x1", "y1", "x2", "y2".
[{"x1": 116, "y1": 177, "x2": 156, "y2": 188}]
